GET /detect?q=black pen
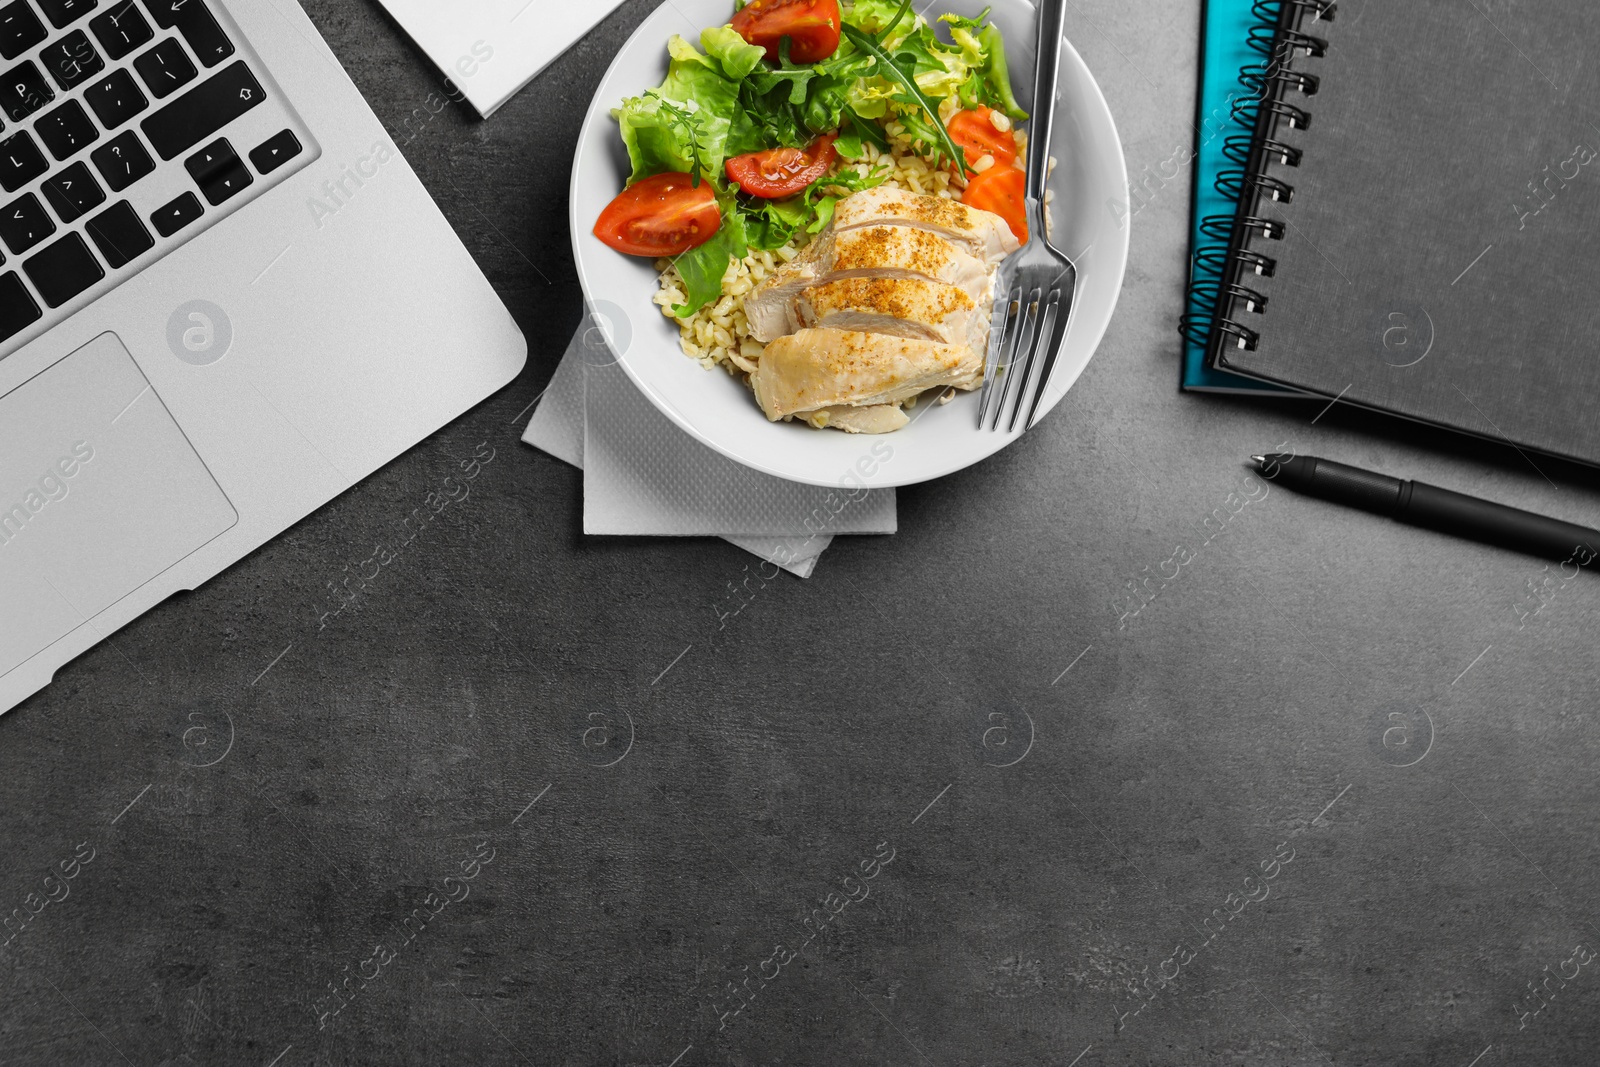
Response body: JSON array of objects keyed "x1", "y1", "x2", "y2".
[{"x1": 1252, "y1": 453, "x2": 1600, "y2": 566}]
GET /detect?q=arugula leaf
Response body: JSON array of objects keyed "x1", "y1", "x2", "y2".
[
  {"x1": 877, "y1": 0, "x2": 914, "y2": 42},
  {"x1": 653, "y1": 96, "x2": 711, "y2": 186},
  {"x1": 841, "y1": 23, "x2": 972, "y2": 174}
]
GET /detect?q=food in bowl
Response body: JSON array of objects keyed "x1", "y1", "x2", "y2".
[{"x1": 592, "y1": 0, "x2": 1038, "y2": 433}]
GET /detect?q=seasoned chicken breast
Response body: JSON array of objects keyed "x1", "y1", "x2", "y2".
[
  {"x1": 829, "y1": 186, "x2": 1020, "y2": 265},
  {"x1": 797, "y1": 277, "x2": 985, "y2": 350},
  {"x1": 737, "y1": 188, "x2": 1018, "y2": 433},
  {"x1": 752, "y1": 328, "x2": 983, "y2": 423},
  {"x1": 829, "y1": 225, "x2": 993, "y2": 297},
  {"x1": 744, "y1": 225, "x2": 993, "y2": 342}
]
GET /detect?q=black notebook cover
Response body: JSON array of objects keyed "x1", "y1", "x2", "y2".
[{"x1": 1208, "y1": 0, "x2": 1600, "y2": 466}]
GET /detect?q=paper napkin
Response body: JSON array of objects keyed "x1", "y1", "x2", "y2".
[
  {"x1": 523, "y1": 323, "x2": 896, "y2": 577},
  {"x1": 376, "y1": 0, "x2": 629, "y2": 118}
]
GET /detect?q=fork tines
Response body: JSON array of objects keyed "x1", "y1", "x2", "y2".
[{"x1": 978, "y1": 274, "x2": 1073, "y2": 432}]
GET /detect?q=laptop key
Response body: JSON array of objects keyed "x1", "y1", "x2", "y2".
[
  {"x1": 184, "y1": 135, "x2": 247, "y2": 204},
  {"x1": 35, "y1": 99, "x2": 98, "y2": 160},
  {"x1": 131, "y1": 35, "x2": 192, "y2": 99},
  {"x1": 35, "y1": 0, "x2": 98, "y2": 31},
  {"x1": 249, "y1": 128, "x2": 300, "y2": 174},
  {"x1": 41, "y1": 30, "x2": 105, "y2": 90},
  {"x1": 0, "y1": 61, "x2": 54, "y2": 122},
  {"x1": 165, "y1": 0, "x2": 229, "y2": 67},
  {"x1": 85, "y1": 199, "x2": 150, "y2": 267},
  {"x1": 90, "y1": 128, "x2": 152, "y2": 190},
  {"x1": 183, "y1": 134, "x2": 233, "y2": 180},
  {"x1": 150, "y1": 188, "x2": 198, "y2": 236},
  {"x1": 140, "y1": 60, "x2": 262, "y2": 160},
  {"x1": 83, "y1": 68, "x2": 147, "y2": 129},
  {"x1": 0, "y1": 129, "x2": 45, "y2": 192},
  {"x1": 90, "y1": 0, "x2": 151, "y2": 59},
  {"x1": 22, "y1": 231, "x2": 102, "y2": 307},
  {"x1": 0, "y1": 270, "x2": 41, "y2": 343},
  {"x1": 0, "y1": 2, "x2": 47, "y2": 62},
  {"x1": 41, "y1": 160, "x2": 104, "y2": 222},
  {"x1": 0, "y1": 192, "x2": 56, "y2": 254}
]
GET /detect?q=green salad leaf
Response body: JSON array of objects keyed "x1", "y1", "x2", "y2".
[
  {"x1": 840, "y1": 21, "x2": 971, "y2": 174},
  {"x1": 940, "y1": 13, "x2": 1028, "y2": 119},
  {"x1": 741, "y1": 165, "x2": 888, "y2": 250},
  {"x1": 671, "y1": 202, "x2": 748, "y2": 317},
  {"x1": 841, "y1": 3, "x2": 1029, "y2": 123},
  {"x1": 701, "y1": 24, "x2": 766, "y2": 80}
]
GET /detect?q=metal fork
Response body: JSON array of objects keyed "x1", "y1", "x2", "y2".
[{"x1": 977, "y1": 0, "x2": 1078, "y2": 432}]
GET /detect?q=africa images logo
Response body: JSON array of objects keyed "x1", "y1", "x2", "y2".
[
  {"x1": 0, "y1": 441, "x2": 94, "y2": 549},
  {"x1": 167, "y1": 300, "x2": 233, "y2": 366}
]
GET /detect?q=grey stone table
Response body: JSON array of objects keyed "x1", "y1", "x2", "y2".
[{"x1": 4, "y1": 1, "x2": 1599, "y2": 1064}]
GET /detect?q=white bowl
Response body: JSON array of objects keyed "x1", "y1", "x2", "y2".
[{"x1": 569, "y1": 0, "x2": 1128, "y2": 488}]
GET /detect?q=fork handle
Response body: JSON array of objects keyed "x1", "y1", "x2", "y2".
[{"x1": 1026, "y1": 0, "x2": 1067, "y2": 208}]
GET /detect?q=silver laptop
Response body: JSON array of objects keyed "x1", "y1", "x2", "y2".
[{"x1": 0, "y1": 0, "x2": 528, "y2": 715}]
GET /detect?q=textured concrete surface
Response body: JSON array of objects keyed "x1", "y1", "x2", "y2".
[{"x1": 4, "y1": 0, "x2": 1600, "y2": 1064}]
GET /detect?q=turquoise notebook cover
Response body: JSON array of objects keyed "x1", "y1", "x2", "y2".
[{"x1": 1181, "y1": 0, "x2": 1294, "y2": 393}]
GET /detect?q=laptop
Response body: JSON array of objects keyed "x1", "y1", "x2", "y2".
[{"x1": 0, "y1": 0, "x2": 528, "y2": 716}]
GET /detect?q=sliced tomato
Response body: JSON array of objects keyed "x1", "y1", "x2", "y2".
[
  {"x1": 726, "y1": 134, "x2": 839, "y2": 199},
  {"x1": 594, "y1": 172, "x2": 721, "y2": 257},
  {"x1": 962, "y1": 164, "x2": 1028, "y2": 244},
  {"x1": 947, "y1": 107, "x2": 1018, "y2": 169},
  {"x1": 730, "y1": 0, "x2": 842, "y2": 64}
]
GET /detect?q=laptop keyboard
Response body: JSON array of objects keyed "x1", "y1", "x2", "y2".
[{"x1": 0, "y1": 0, "x2": 315, "y2": 353}]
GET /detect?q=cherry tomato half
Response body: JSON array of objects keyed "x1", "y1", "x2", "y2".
[
  {"x1": 726, "y1": 133, "x2": 839, "y2": 199},
  {"x1": 594, "y1": 172, "x2": 721, "y2": 257},
  {"x1": 947, "y1": 107, "x2": 1018, "y2": 169},
  {"x1": 962, "y1": 164, "x2": 1028, "y2": 244},
  {"x1": 730, "y1": 0, "x2": 842, "y2": 64}
]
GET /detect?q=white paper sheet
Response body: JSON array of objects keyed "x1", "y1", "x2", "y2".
[{"x1": 377, "y1": 0, "x2": 631, "y2": 117}]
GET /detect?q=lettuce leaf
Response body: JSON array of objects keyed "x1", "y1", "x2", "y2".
[
  {"x1": 702, "y1": 25, "x2": 766, "y2": 80},
  {"x1": 612, "y1": 29, "x2": 769, "y2": 185},
  {"x1": 671, "y1": 203, "x2": 748, "y2": 317},
  {"x1": 615, "y1": 94, "x2": 696, "y2": 183}
]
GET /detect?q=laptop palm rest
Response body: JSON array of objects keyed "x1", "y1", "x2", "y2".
[{"x1": 0, "y1": 333, "x2": 237, "y2": 680}]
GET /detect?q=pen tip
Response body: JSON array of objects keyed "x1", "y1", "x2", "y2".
[{"x1": 1249, "y1": 455, "x2": 1268, "y2": 467}]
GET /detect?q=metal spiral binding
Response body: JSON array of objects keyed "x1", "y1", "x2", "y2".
[
  {"x1": 1181, "y1": 0, "x2": 1333, "y2": 361},
  {"x1": 1200, "y1": 213, "x2": 1285, "y2": 241},
  {"x1": 1214, "y1": 171, "x2": 1295, "y2": 204},
  {"x1": 1223, "y1": 135, "x2": 1302, "y2": 167}
]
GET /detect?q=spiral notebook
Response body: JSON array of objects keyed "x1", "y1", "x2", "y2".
[
  {"x1": 1180, "y1": 0, "x2": 1297, "y2": 394},
  {"x1": 1204, "y1": 0, "x2": 1600, "y2": 466}
]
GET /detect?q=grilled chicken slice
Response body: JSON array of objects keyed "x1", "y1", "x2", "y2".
[
  {"x1": 831, "y1": 225, "x2": 993, "y2": 296},
  {"x1": 752, "y1": 328, "x2": 983, "y2": 423},
  {"x1": 744, "y1": 225, "x2": 993, "y2": 342},
  {"x1": 799, "y1": 404, "x2": 911, "y2": 434},
  {"x1": 798, "y1": 276, "x2": 985, "y2": 350},
  {"x1": 829, "y1": 186, "x2": 1020, "y2": 265}
]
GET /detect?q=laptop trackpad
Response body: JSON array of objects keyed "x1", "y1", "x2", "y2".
[{"x1": 0, "y1": 333, "x2": 237, "y2": 677}]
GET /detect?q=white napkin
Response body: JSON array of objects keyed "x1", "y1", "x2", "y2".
[
  {"x1": 523, "y1": 322, "x2": 895, "y2": 577},
  {"x1": 374, "y1": 0, "x2": 631, "y2": 118}
]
